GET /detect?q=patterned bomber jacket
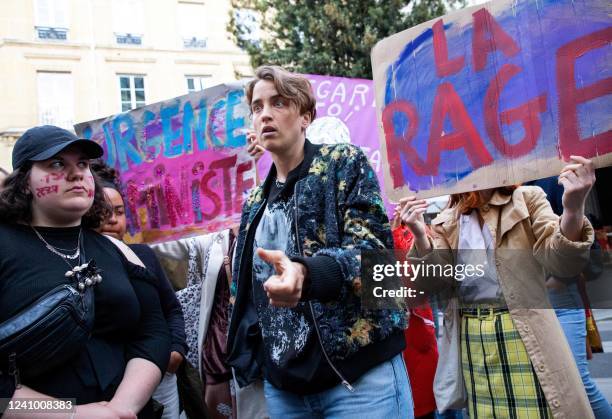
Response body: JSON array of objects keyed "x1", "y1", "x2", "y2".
[{"x1": 228, "y1": 141, "x2": 406, "y2": 364}]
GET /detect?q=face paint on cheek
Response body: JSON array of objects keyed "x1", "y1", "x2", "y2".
[
  {"x1": 81, "y1": 174, "x2": 95, "y2": 198},
  {"x1": 36, "y1": 185, "x2": 60, "y2": 198},
  {"x1": 40, "y1": 173, "x2": 66, "y2": 184}
]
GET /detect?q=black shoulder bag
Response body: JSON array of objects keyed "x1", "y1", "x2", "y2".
[{"x1": 0, "y1": 256, "x2": 101, "y2": 384}]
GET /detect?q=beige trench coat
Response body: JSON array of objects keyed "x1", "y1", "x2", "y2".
[{"x1": 423, "y1": 186, "x2": 594, "y2": 419}]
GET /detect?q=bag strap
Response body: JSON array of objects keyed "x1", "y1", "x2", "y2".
[
  {"x1": 225, "y1": 228, "x2": 237, "y2": 287},
  {"x1": 103, "y1": 235, "x2": 145, "y2": 268}
]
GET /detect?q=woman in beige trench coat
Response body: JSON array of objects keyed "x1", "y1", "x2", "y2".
[{"x1": 398, "y1": 156, "x2": 596, "y2": 419}]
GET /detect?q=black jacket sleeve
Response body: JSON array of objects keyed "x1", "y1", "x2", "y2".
[
  {"x1": 290, "y1": 255, "x2": 343, "y2": 302},
  {"x1": 0, "y1": 374, "x2": 16, "y2": 405},
  {"x1": 124, "y1": 263, "x2": 171, "y2": 375},
  {"x1": 130, "y1": 244, "x2": 188, "y2": 356}
]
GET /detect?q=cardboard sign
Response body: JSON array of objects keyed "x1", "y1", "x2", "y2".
[
  {"x1": 372, "y1": 0, "x2": 612, "y2": 199},
  {"x1": 75, "y1": 82, "x2": 255, "y2": 243}
]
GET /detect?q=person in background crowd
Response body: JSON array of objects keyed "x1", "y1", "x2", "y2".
[
  {"x1": 0, "y1": 125, "x2": 170, "y2": 418},
  {"x1": 391, "y1": 212, "x2": 438, "y2": 419},
  {"x1": 529, "y1": 176, "x2": 612, "y2": 419},
  {"x1": 399, "y1": 156, "x2": 596, "y2": 418},
  {"x1": 92, "y1": 160, "x2": 188, "y2": 419},
  {"x1": 140, "y1": 137, "x2": 265, "y2": 419},
  {"x1": 227, "y1": 66, "x2": 412, "y2": 418}
]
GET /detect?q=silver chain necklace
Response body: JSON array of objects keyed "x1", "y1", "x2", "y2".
[
  {"x1": 32, "y1": 226, "x2": 81, "y2": 260},
  {"x1": 31, "y1": 226, "x2": 102, "y2": 290}
]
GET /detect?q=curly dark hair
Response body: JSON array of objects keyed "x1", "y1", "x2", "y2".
[
  {"x1": 90, "y1": 159, "x2": 121, "y2": 190},
  {"x1": 0, "y1": 162, "x2": 111, "y2": 228}
]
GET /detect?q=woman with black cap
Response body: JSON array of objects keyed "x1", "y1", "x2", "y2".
[{"x1": 0, "y1": 125, "x2": 171, "y2": 418}]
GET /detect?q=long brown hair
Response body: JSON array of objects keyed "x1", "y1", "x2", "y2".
[
  {"x1": 449, "y1": 186, "x2": 518, "y2": 214},
  {"x1": 0, "y1": 163, "x2": 111, "y2": 228}
]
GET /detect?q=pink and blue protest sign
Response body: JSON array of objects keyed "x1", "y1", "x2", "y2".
[
  {"x1": 373, "y1": 0, "x2": 612, "y2": 199},
  {"x1": 75, "y1": 82, "x2": 255, "y2": 243}
]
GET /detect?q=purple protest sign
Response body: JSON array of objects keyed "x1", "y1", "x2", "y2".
[{"x1": 257, "y1": 74, "x2": 396, "y2": 215}]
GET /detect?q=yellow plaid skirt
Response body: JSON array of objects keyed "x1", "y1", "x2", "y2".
[{"x1": 461, "y1": 310, "x2": 552, "y2": 419}]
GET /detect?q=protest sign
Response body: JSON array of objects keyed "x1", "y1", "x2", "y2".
[
  {"x1": 75, "y1": 82, "x2": 255, "y2": 243},
  {"x1": 257, "y1": 74, "x2": 397, "y2": 213},
  {"x1": 372, "y1": 0, "x2": 611, "y2": 199}
]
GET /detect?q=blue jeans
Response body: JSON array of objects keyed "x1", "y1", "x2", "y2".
[
  {"x1": 434, "y1": 410, "x2": 464, "y2": 419},
  {"x1": 549, "y1": 285, "x2": 612, "y2": 419},
  {"x1": 263, "y1": 354, "x2": 414, "y2": 419}
]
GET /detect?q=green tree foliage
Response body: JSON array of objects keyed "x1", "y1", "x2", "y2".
[{"x1": 229, "y1": 0, "x2": 464, "y2": 79}]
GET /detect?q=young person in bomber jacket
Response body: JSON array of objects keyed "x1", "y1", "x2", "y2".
[{"x1": 226, "y1": 66, "x2": 413, "y2": 418}]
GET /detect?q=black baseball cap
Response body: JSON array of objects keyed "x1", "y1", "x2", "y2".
[{"x1": 12, "y1": 125, "x2": 104, "y2": 169}]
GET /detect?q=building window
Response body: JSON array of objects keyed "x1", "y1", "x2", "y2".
[
  {"x1": 178, "y1": 3, "x2": 207, "y2": 49},
  {"x1": 34, "y1": 0, "x2": 69, "y2": 41},
  {"x1": 36, "y1": 27, "x2": 68, "y2": 40},
  {"x1": 115, "y1": 33, "x2": 142, "y2": 45},
  {"x1": 37, "y1": 72, "x2": 74, "y2": 129},
  {"x1": 183, "y1": 37, "x2": 207, "y2": 49},
  {"x1": 113, "y1": 0, "x2": 144, "y2": 45},
  {"x1": 118, "y1": 75, "x2": 145, "y2": 112},
  {"x1": 186, "y1": 75, "x2": 210, "y2": 93}
]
